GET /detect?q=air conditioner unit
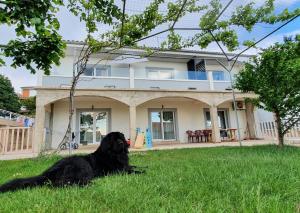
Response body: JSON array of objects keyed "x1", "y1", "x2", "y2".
[{"x1": 232, "y1": 101, "x2": 245, "y2": 110}]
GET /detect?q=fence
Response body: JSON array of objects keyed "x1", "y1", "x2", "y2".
[
  {"x1": 0, "y1": 108, "x2": 34, "y2": 127},
  {"x1": 258, "y1": 121, "x2": 300, "y2": 142},
  {"x1": 0, "y1": 127, "x2": 34, "y2": 154}
]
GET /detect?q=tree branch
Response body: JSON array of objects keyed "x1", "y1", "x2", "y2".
[{"x1": 283, "y1": 117, "x2": 300, "y2": 134}]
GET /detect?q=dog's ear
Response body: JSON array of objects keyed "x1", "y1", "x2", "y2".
[{"x1": 97, "y1": 132, "x2": 113, "y2": 153}]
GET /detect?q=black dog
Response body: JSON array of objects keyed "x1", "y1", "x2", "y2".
[{"x1": 0, "y1": 132, "x2": 143, "y2": 193}]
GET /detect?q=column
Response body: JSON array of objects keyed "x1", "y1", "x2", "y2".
[
  {"x1": 208, "y1": 71, "x2": 214, "y2": 90},
  {"x1": 210, "y1": 105, "x2": 221, "y2": 142},
  {"x1": 33, "y1": 104, "x2": 46, "y2": 153},
  {"x1": 245, "y1": 102, "x2": 256, "y2": 139},
  {"x1": 129, "y1": 65, "x2": 135, "y2": 88},
  {"x1": 129, "y1": 104, "x2": 136, "y2": 147}
]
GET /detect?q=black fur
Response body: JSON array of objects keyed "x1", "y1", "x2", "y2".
[{"x1": 0, "y1": 132, "x2": 143, "y2": 193}]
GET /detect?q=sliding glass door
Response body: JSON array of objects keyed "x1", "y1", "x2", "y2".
[
  {"x1": 79, "y1": 111, "x2": 108, "y2": 144},
  {"x1": 204, "y1": 109, "x2": 229, "y2": 129},
  {"x1": 150, "y1": 110, "x2": 176, "y2": 141}
]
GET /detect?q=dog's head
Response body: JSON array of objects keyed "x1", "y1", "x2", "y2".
[{"x1": 98, "y1": 132, "x2": 129, "y2": 155}]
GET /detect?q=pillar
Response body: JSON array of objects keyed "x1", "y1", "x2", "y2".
[
  {"x1": 129, "y1": 65, "x2": 135, "y2": 88},
  {"x1": 208, "y1": 71, "x2": 214, "y2": 90},
  {"x1": 210, "y1": 105, "x2": 221, "y2": 142},
  {"x1": 245, "y1": 102, "x2": 257, "y2": 139},
  {"x1": 33, "y1": 104, "x2": 46, "y2": 153},
  {"x1": 129, "y1": 104, "x2": 136, "y2": 147}
]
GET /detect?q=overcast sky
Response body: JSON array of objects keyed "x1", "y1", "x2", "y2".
[{"x1": 0, "y1": 0, "x2": 299, "y2": 93}]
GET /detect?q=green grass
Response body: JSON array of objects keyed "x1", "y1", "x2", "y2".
[{"x1": 1, "y1": 145, "x2": 300, "y2": 212}]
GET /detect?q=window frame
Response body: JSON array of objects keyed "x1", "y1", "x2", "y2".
[
  {"x1": 212, "y1": 71, "x2": 226, "y2": 81},
  {"x1": 82, "y1": 64, "x2": 112, "y2": 77},
  {"x1": 146, "y1": 67, "x2": 175, "y2": 80}
]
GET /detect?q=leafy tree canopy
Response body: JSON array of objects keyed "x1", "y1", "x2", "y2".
[
  {"x1": 0, "y1": 74, "x2": 20, "y2": 112},
  {"x1": 235, "y1": 36, "x2": 300, "y2": 146},
  {"x1": 20, "y1": 96, "x2": 36, "y2": 116},
  {"x1": 0, "y1": 0, "x2": 300, "y2": 74}
]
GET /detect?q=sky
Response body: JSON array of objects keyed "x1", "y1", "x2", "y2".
[{"x1": 0, "y1": 0, "x2": 299, "y2": 93}]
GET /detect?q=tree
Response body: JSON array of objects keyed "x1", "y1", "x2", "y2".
[
  {"x1": 0, "y1": 74, "x2": 20, "y2": 112},
  {"x1": 1, "y1": 0, "x2": 299, "y2": 150},
  {"x1": 235, "y1": 36, "x2": 300, "y2": 147},
  {"x1": 20, "y1": 96, "x2": 36, "y2": 116},
  {"x1": 57, "y1": 0, "x2": 300, "y2": 150},
  {"x1": 0, "y1": 0, "x2": 65, "y2": 74}
]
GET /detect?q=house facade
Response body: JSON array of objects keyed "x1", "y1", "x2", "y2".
[{"x1": 34, "y1": 41, "x2": 259, "y2": 151}]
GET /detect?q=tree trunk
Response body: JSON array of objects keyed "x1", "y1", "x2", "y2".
[
  {"x1": 278, "y1": 132, "x2": 284, "y2": 148},
  {"x1": 275, "y1": 111, "x2": 284, "y2": 148}
]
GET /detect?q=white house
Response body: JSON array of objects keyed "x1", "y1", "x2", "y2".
[{"x1": 33, "y1": 41, "x2": 263, "y2": 151}]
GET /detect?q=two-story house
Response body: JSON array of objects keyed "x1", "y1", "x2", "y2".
[{"x1": 34, "y1": 40, "x2": 258, "y2": 151}]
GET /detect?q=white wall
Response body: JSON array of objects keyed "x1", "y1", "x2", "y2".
[
  {"x1": 219, "y1": 102, "x2": 247, "y2": 139},
  {"x1": 49, "y1": 54, "x2": 239, "y2": 80},
  {"x1": 255, "y1": 108, "x2": 274, "y2": 122},
  {"x1": 50, "y1": 98, "x2": 129, "y2": 149},
  {"x1": 137, "y1": 99, "x2": 208, "y2": 143}
]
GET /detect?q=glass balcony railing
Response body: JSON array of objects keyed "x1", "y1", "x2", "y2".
[{"x1": 42, "y1": 69, "x2": 231, "y2": 91}]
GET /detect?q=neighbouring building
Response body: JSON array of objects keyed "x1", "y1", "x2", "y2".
[
  {"x1": 20, "y1": 87, "x2": 36, "y2": 100},
  {"x1": 34, "y1": 41, "x2": 264, "y2": 151}
]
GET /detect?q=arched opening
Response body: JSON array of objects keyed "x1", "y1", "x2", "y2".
[
  {"x1": 44, "y1": 96, "x2": 129, "y2": 149},
  {"x1": 216, "y1": 96, "x2": 257, "y2": 141},
  {"x1": 136, "y1": 96, "x2": 210, "y2": 144}
]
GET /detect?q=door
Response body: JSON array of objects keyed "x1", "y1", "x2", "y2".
[
  {"x1": 205, "y1": 109, "x2": 228, "y2": 129},
  {"x1": 79, "y1": 111, "x2": 108, "y2": 144},
  {"x1": 150, "y1": 110, "x2": 176, "y2": 141}
]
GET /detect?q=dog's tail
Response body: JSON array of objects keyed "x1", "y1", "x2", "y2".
[{"x1": 0, "y1": 175, "x2": 48, "y2": 193}]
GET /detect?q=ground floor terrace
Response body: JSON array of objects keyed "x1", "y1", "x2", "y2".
[{"x1": 34, "y1": 88, "x2": 257, "y2": 151}]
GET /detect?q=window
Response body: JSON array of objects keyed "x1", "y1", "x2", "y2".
[
  {"x1": 212, "y1": 71, "x2": 225, "y2": 81},
  {"x1": 188, "y1": 70, "x2": 207, "y2": 80},
  {"x1": 83, "y1": 65, "x2": 111, "y2": 77},
  {"x1": 205, "y1": 109, "x2": 228, "y2": 129},
  {"x1": 150, "y1": 110, "x2": 176, "y2": 141},
  {"x1": 146, "y1": 67, "x2": 174, "y2": 79}
]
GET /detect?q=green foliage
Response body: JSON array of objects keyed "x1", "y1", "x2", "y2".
[
  {"x1": 0, "y1": 74, "x2": 20, "y2": 112},
  {"x1": 235, "y1": 37, "x2": 300, "y2": 138},
  {"x1": 165, "y1": 0, "x2": 300, "y2": 51},
  {"x1": 20, "y1": 96, "x2": 36, "y2": 116},
  {"x1": 1, "y1": 0, "x2": 300, "y2": 74},
  {"x1": 0, "y1": 0, "x2": 65, "y2": 74}
]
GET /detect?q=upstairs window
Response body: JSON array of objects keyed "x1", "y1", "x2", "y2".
[
  {"x1": 212, "y1": 71, "x2": 225, "y2": 81},
  {"x1": 146, "y1": 67, "x2": 174, "y2": 80},
  {"x1": 187, "y1": 59, "x2": 207, "y2": 80},
  {"x1": 83, "y1": 65, "x2": 111, "y2": 77}
]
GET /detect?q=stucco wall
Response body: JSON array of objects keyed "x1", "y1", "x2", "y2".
[
  {"x1": 137, "y1": 100, "x2": 208, "y2": 143},
  {"x1": 50, "y1": 98, "x2": 129, "y2": 149},
  {"x1": 218, "y1": 102, "x2": 247, "y2": 139},
  {"x1": 49, "y1": 98, "x2": 248, "y2": 147}
]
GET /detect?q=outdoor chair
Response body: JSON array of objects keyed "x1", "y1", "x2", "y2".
[
  {"x1": 195, "y1": 130, "x2": 204, "y2": 142},
  {"x1": 186, "y1": 130, "x2": 196, "y2": 143},
  {"x1": 202, "y1": 130, "x2": 212, "y2": 142}
]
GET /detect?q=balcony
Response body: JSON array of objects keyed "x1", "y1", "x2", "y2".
[
  {"x1": 41, "y1": 69, "x2": 231, "y2": 91},
  {"x1": 42, "y1": 67, "x2": 130, "y2": 89}
]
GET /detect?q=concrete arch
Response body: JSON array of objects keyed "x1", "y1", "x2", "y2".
[
  {"x1": 37, "y1": 89, "x2": 131, "y2": 106},
  {"x1": 215, "y1": 93, "x2": 256, "y2": 106},
  {"x1": 134, "y1": 93, "x2": 212, "y2": 106}
]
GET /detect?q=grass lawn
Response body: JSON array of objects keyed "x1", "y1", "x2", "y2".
[{"x1": 1, "y1": 145, "x2": 300, "y2": 212}]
